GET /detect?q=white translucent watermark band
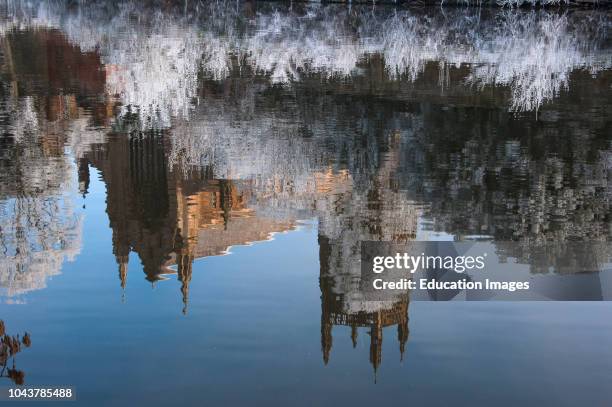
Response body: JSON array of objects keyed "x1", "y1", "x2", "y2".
[{"x1": 360, "y1": 241, "x2": 612, "y2": 301}]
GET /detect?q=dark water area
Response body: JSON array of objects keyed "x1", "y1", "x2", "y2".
[{"x1": 0, "y1": 1, "x2": 611, "y2": 406}]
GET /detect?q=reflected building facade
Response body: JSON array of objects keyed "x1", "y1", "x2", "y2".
[{"x1": 86, "y1": 131, "x2": 296, "y2": 312}]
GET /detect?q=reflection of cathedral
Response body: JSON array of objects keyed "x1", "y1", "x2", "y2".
[
  {"x1": 313, "y1": 142, "x2": 417, "y2": 374},
  {"x1": 86, "y1": 133, "x2": 295, "y2": 313},
  {"x1": 319, "y1": 234, "x2": 410, "y2": 375}
]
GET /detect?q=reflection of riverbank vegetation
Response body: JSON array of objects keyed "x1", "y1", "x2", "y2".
[
  {"x1": 408, "y1": 103, "x2": 612, "y2": 242},
  {"x1": 0, "y1": 320, "x2": 31, "y2": 385},
  {"x1": 0, "y1": 97, "x2": 83, "y2": 299},
  {"x1": 1, "y1": 1, "x2": 610, "y2": 120}
]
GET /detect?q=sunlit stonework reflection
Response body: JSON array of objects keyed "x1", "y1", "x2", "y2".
[{"x1": 86, "y1": 133, "x2": 296, "y2": 313}]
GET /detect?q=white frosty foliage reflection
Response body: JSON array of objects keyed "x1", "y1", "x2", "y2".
[
  {"x1": 463, "y1": 14, "x2": 609, "y2": 111},
  {"x1": 0, "y1": 98, "x2": 84, "y2": 299},
  {"x1": 0, "y1": 196, "x2": 82, "y2": 298},
  {"x1": 2, "y1": 1, "x2": 610, "y2": 119},
  {"x1": 247, "y1": 9, "x2": 609, "y2": 112}
]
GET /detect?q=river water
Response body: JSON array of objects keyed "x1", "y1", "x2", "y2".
[{"x1": 0, "y1": 2, "x2": 611, "y2": 406}]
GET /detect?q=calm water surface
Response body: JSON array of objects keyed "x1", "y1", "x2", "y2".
[{"x1": 0, "y1": 1, "x2": 611, "y2": 406}]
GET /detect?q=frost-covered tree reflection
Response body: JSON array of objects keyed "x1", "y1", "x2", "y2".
[
  {"x1": 0, "y1": 28, "x2": 109, "y2": 299},
  {"x1": 0, "y1": 98, "x2": 84, "y2": 299},
  {"x1": 0, "y1": 194, "x2": 82, "y2": 299},
  {"x1": 2, "y1": 1, "x2": 610, "y2": 118}
]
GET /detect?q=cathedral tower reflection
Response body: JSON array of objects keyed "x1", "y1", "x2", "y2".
[
  {"x1": 314, "y1": 137, "x2": 417, "y2": 375},
  {"x1": 319, "y1": 233, "x2": 410, "y2": 374}
]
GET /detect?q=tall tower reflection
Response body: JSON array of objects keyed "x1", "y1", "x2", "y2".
[
  {"x1": 319, "y1": 234, "x2": 410, "y2": 374},
  {"x1": 314, "y1": 135, "x2": 417, "y2": 376}
]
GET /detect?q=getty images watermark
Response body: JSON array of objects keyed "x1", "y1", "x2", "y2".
[{"x1": 360, "y1": 241, "x2": 612, "y2": 301}]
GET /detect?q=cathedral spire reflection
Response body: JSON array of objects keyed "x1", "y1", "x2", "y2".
[{"x1": 87, "y1": 130, "x2": 297, "y2": 312}]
